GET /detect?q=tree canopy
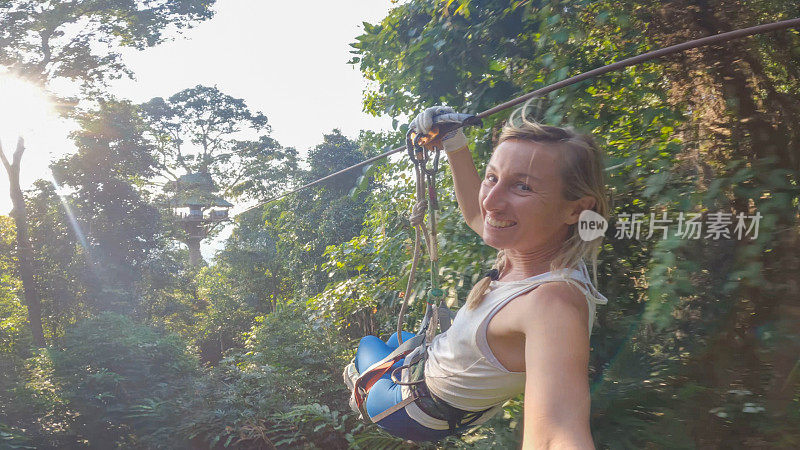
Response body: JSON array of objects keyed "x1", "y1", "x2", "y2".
[
  {"x1": 141, "y1": 85, "x2": 298, "y2": 202},
  {"x1": 0, "y1": 0, "x2": 216, "y2": 87},
  {"x1": 1, "y1": 0, "x2": 798, "y2": 448}
]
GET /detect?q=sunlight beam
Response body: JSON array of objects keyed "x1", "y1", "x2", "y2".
[{"x1": 48, "y1": 173, "x2": 91, "y2": 255}]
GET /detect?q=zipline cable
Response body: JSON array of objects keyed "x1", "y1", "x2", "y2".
[{"x1": 236, "y1": 17, "x2": 800, "y2": 218}]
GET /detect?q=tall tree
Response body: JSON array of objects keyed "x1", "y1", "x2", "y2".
[
  {"x1": 140, "y1": 85, "x2": 297, "y2": 263},
  {"x1": 0, "y1": 0, "x2": 216, "y2": 88},
  {"x1": 0, "y1": 0, "x2": 217, "y2": 345},
  {"x1": 0, "y1": 138, "x2": 44, "y2": 346},
  {"x1": 24, "y1": 180, "x2": 87, "y2": 337},
  {"x1": 271, "y1": 130, "x2": 373, "y2": 297}
]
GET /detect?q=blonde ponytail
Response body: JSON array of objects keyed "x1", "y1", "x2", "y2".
[{"x1": 465, "y1": 250, "x2": 506, "y2": 310}]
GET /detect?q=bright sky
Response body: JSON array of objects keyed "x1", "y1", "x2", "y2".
[
  {"x1": 108, "y1": 0, "x2": 397, "y2": 151},
  {"x1": 0, "y1": 0, "x2": 399, "y2": 258}
]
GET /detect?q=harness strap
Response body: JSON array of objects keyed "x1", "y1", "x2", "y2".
[
  {"x1": 437, "y1": 305, "x2": 454, "y2": 332},
  {"x1": 376, "y1": 334, "x2": 425, "y2": 370},
  {"x1": 406, "y1": 346, "x2": 494, "y2": 433},
  {"x1": 414, "y1": 382, "x2": 489, "y2": 433},
  {"x1": 354, "y1": 341, "x2": 494, "y2": 433},
  {"x1": 369, "y1": 390, "x2": 421, "y2": 423}
]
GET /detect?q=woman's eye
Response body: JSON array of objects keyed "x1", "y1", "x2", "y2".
[
  {"x1": 485, "y1": 174, "x2": 497, "y2": 183},
  {"x1": 516, "y1": 182, "x2": 532, "y2": 191}
]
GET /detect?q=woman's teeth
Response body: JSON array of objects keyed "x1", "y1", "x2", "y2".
[{"x1": 487, "y1": 217, "x2": 516, "y2": 228}]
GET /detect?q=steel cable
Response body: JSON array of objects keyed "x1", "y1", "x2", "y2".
[{"x1": 235, "y1": 17, "x2": 800, "y2": 218}]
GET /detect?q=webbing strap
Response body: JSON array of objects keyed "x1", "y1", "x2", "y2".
[
  {"x1": 369, "y1": 390, "x2": 421, "y2": 423},
  {"x1": 379, "y1": 333, "x2": 425, "y2": 366},
  {"x1": 438, "y1": 305, "x2": 454, "y2": 332},
  {"x1": 362, "y1": 359, "x2": 396, "y2": 391},
  {"x1": 396, "y1": 128, "x2": 449, "y2": 346}
]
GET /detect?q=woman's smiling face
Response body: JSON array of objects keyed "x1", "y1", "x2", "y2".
[{"x1": 479, "y1": 139, "x2": 574, "y2": 252}]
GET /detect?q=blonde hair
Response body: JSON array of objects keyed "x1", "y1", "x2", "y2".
[{"x1": 465, "y1": 106, "x2": 609, "y2": 309}]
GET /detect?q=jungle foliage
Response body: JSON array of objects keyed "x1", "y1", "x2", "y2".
[{"x1": 0, "y1": 0, "x2": 798, "y2": 448}]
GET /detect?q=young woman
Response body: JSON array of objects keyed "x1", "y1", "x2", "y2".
[{"x1": 351, "y1": 105, "x2": 609, "y2": 447}]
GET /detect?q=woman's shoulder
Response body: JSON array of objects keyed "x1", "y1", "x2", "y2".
[{"x1": 503, "y1": 281, "x2": 590, "y2": 336}]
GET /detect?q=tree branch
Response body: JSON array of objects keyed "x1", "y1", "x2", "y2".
[
  {"x1": 0, "y1": 140, "x2": 11, "y2": 173},
  {"x1": 221, "y1": 169, "x2": 247, "y2": 197},
  {"x1": 12, "y1": 137, "x2": 25, "y2": 167},
  {"x1": 38, "y1": 29, "x2": 53, "y2": 75},
  {"x1": 174, "y1": 141, "x2": 190, "y2": 173},
  {"x1": 0, "y1": 137, "x2": 24, "y2": 174}
]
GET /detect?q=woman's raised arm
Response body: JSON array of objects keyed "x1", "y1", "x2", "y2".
[
  {"x1": 410, "y1": 106, "x2": 484, "y2": 236},
  {"x1": 446, "y1": 145, "x2": 484, "y2": 236}
]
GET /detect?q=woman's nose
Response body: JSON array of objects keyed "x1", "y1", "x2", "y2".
[{"x1": 482, "y1": 183, "x2": 506, "y2": 211}]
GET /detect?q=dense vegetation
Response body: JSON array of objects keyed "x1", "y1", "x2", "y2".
[{"x1": 1, "y1": 0, "x2": 798, "y2": 448}]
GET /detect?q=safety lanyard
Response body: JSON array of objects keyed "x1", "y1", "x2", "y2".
[{"x1": 396, "y1": 130, "x2": 446, "y2": 345}]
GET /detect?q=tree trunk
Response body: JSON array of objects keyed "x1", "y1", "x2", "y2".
[
  {"x1": 0, "y1": 138, "x2": 45, "y2": 347},
  {"x1": 187, "y1": 237, "x2": 203, "y2": 266}
]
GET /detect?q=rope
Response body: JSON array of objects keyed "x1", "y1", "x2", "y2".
[
  {"x1": 397, "y1": 140, "x2": 446, "y2": 344},
  {"x1": 396, "y1": 226, "x2": 422, "y2": 344},
  {"x1": 396, "y1": 162, "x2": 429, "y2": 343},
  {"x1": 234, "y1": 17, "x2": 800, "y2": 218},
  {"x1": 409, "y1": 200, "x2": 428, "y2": 227}
]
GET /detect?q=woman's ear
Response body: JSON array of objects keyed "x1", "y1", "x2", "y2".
[{"x1": 565, "y1": 196, "x2": 596, "y2": 225}]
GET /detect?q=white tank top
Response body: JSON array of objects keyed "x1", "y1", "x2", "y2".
[{"x1": 420, "y1": 260, "x2": 608, "y2": 416}]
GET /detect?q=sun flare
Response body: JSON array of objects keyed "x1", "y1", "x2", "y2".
[
  {"x1": 0, "y1": 73, "x2": 60, "y2": 148},
  {"x1": 0, "y1": 72, "x2": 76, "y2": 215}
]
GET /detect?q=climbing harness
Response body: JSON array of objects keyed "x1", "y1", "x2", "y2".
[{"x1": 343, "y1": 113, "x2": 491, "y2": 433}]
